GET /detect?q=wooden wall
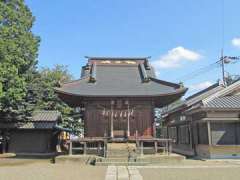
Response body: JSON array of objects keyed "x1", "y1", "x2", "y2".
[
  {"x1": 8, "y1": 130, "x2": 53, "y2": 153},
  {"x1": 84, "y1": 98, "x2": 154, "y2": 137}
]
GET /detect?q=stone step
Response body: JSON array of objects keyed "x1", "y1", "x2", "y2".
[
  {"x1": 97, "y1": 157, "x2": 129, "y2": 163},
  {"x1": 95, "y1": 161, "x2": 149, "y2": 166},
  {"x1": 107, "y1": 143, "x2": 131, "y2": 158},
  {"x1": 107, "y1": 151, "x2": 129, "y2": 155},
  {"x1": 97, "y1": 156, "x2": 138, "y2": 161}
]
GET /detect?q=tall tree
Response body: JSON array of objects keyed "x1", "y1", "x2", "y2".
[
  {"x1": 31, "y1": 65, "x2": 83, "y2": 135},
  {"x1": 0, "y1": 0, "x2": 40, "y2": 119}
]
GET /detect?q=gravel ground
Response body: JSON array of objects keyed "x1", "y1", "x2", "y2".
[
  {"x1": 0, "y1": 160, "x2": 107, "y2": 180},
  {"x1": 139, "y1": 167, "x2": 240, "y2": 180},
  {"x1": 1, "y1": 159, "x2": 240, "y2": 180}
]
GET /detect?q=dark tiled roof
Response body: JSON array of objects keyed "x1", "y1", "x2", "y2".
[
  {"x1": 32, "y1": 111, "x2": 61, "y2": 122},
  {"x1": 0, "y1": 122, "x2": 56, "y2": 129},
  {"x1": 204, "y1": 96, "x2": 240, "y2": 109},
  {"x1": 0, "y1": 111, "x2": 61, "y2": 130},
  {"x1": 56, "y1": 65, "x2": 185, "y2": 97}
]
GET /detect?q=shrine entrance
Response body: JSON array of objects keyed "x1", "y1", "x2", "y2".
[
  {"x1": 109, "y1": 100, "x2": 133, "y2": 139},
  {"x1": 112, "y1": 109, "x2": 128, "y2": 138}
]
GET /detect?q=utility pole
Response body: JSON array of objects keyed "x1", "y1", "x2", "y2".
[
  {"x1": 220, "y1": 49, "x2": 226, "y2": 86},
  {"x1": 220, "y1": 53, "x2": 240, "y2": 87}
]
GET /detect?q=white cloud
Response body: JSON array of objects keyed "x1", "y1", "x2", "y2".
[
  {"x1": 152, "y1": 46, "x2": 201, "y2": 69},
  {"x1": 232, "y1": 38, "x2": 240, "y2": 48},
  {"x1": 189, "y1": 81, "x2": 213, "y2": 92}
]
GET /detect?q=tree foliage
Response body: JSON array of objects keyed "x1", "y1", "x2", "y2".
[
  {"x1": 0, "y1": 1, "x2": 82, "y2": 134},
  {"x1": 30, "y1": 65, "x2": 83, "y2": 135},
  {"x1": 0, "y1": 0, "x2": 40, "y2": 119}
]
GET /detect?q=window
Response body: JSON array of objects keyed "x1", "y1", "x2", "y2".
[
  {"x1": 211, "y1": 122, "x2": 238, "y2": 145},
  {"x1": 161, "y1": 127, "x2": 168, "y2": 138},
  {"x1": 168, "y1": 126, "x2": 177, "y2": 143},
  {"x1": 198, "y1": 123, "x2": 209, "y2": 144},
  {"x1": 179, "y1": 125, "x2": 190, "y2": 144},
  {"x1": 180, "y1": 115, "x2": 186, "y2": 121}
]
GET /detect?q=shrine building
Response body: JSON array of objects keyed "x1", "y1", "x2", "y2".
[{"x1": 55, "y1": 57, "x2": 187, "y2": 140}]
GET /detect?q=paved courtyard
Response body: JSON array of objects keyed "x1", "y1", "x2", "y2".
[{"x1": 1, "y1": 159, "x2": 240, "y2": 180}]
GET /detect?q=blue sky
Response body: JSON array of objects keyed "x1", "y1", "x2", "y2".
[{"x1": 26, "y1": 0, "x2": 240, "y2": 95}]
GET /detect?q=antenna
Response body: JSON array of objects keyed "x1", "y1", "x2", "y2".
[{"x1": 220, "y1": 49, "x2": 226, "y2": 86}]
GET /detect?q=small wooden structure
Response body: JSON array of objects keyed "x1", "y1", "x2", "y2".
[{"x1": 0, "y1": 111, "x2": 65, "y2": 155}]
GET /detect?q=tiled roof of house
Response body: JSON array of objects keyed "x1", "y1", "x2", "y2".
[
  {"x1": 162, "y1": 82, "x2": 224, "y2": 115},
  {"x1": 0, "y1": 122, "x2": 56, "y2": 129},
  {"x1": 204, "y1": 96, "x2": 240, "y2": 109},
  {"x1": 31, "y1": 111, "x2": 61, "y2": 122},
  {"x1": 0, "y1": 111, "x2": 61, "y2": 130}
]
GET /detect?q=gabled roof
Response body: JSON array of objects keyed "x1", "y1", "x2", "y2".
[
  {"x1": 185, "y1": 82, "x2": 225, "y2": 107},
  {"x1": 55, "y1": 57, "x2": 187, "y2": 106},
  {"x1": 203, "y1": 80, "x2": 240, "y2": 103},
  {"x1": 163, "y1": 80, "x2": 240, "y2": 116},
  {"x1": 163, "y1": 82, "x2": 224, "y2": 115}
]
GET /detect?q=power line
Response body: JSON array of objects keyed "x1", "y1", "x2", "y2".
[
  {"x1": 221, "y1": 0, "x2": 225, "y2": 54},
  {"x1": 174, "y1": 60, "x2": 221, "y2": 82},
  {"x1": 174, "y1": 56, "x2": 240, "y2": 83},
  {"x1": 175, "y1": 0, "x2": 240, "y2": 84}
]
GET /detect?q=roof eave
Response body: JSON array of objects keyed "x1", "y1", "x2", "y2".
[{"x1": 55, "y1": 87, "x2": 187, "y2": 98}]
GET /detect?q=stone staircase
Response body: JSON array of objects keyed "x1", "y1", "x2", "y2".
[
  {"x1": 96, "y1": 143, "x2": 148, "y2": 166},
  {"x1": 95, "y1": 142, "x2": 185, "y2": 166}
]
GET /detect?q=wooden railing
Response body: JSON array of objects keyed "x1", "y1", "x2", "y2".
[
  {"x1": 68, "y1": 137, "x2": 108, "y2": 157},
  {"x1": 67, "y1": 137, "x2": 173, "y2": 157},
  {"x1": 135, "y1": 138, "x2": 173, "y2": 155}
]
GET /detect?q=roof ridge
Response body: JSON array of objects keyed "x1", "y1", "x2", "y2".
[
  {"x1": 186, "y1": 82, "x2": 220, "y2": 100},
  {"x1": 85, "y1": 56, "x2": 151, "y2": 60}
]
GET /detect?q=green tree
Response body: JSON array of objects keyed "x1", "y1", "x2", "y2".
[
  {"x1": 0, "y1": 0, "x2": 40, "y2": 119},
  {"x1": 31, "y1": 65, "x2": 83, "y2": 135}
]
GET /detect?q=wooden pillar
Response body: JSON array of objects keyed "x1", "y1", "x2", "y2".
[
  {"x1": 83, "y1": 142, "x2": 87, "y2": 155},
  {"x1": 163, "y1": 141, "x2": 166, "y2": 154},
  {"x1": 104, "y1": 139, "x2": 107, "y2": 158},
  {"x1": 154, "y1": 141, "x2": 158, "y2": 154},
  {"x1": 69, "y1": 141, "x2": 72, "y2": 155},
  {"x1": 207, "y1": 121, "x2": 212, "y2": 145},
  {"x1": 166, "y1": 140, "x2": 169, "y2": 155},
  {"x1": 136, "y1": 138, "x2": 139, "y2": 149},
  {"x1": 127, "y1": 102, "x2": 130, "y2": 137},
  {"x1": 2, "y1": 141, "x2": 6, "y2": 154},
  {"x1": 111, "y1": 100, "x2": 114, "y2": 138},
  {"x1": 97, "y1": 141, "x2": 101, "y2": 155},
  {"x1": 169, "y1": 140, "x2": 172, "y2": 155},
  {"x1": 2, "y1": 132, "x2": 7, "y2": 154}
]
